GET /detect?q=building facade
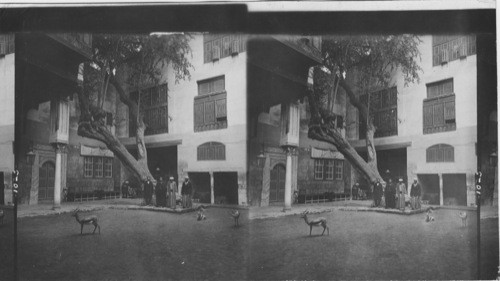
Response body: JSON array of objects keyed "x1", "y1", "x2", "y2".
[
  {"x1": 346, "y1": 35, "x2": 480, "y2": 206},
  {"x1": 116, "y1": 34, "x2": 248, "y2": 205},
  {"x1": 4, "y1": 33, "x2": 494, "y2": 208}
]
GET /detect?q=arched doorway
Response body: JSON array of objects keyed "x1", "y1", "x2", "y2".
[
  {"x1": 270, "y1": 164, "x2": 285, "y2": 203},
  {"x1": 39, "y1": 161, "x2": 55, "y2": 201}
]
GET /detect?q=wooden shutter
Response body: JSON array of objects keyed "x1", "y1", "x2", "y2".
[
  {"x1": 214, "y1": 77, "x2": 225, "y2": 93},
  {"x1": 194, "y1": 100, "x2": 205, "y2": 127},
  {"x1": 444, "y1": 100, "x2": 455, "y2": 121},
  {"x1": 441, "y1": 47, "x2": 449, "y2": 63},
  {"x1": 444, "y1": 145, "x2": 454, "y2": 162},
  {"x1": 204, "y1": 42, "x2": 212, "y2": 63},
  {"x1": 423, "y1": 103, "x2": 433, "y2": 128},
  {"x1": 433, "y1": 102, "x2": 444, "y2": 126},
  {"x1": 433, "y1": 46, "x2": 440, "y2": 66},
  {"x1": 199, "y1": 82, "x2": 209, "y2": 96},
  {"x1": 222, "y1": 36, "x2": 231, "y2": 57},
  {"x1": 204, "y1": 101, "x2": 215, "y2": 124},
  {"x1": 215, "y1": 98, "x2": 227, "y2": 119}
]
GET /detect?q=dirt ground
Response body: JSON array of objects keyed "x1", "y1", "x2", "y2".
[{"x1": 0, "y1": 208, "x2": 497, "y2": 280}]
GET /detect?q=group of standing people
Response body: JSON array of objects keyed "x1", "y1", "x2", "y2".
[
  {"x1": 383, "y1": 178, "x2": 421, "y2": 211},
  {"x1": 155, "y1": 177, "x2": 179, "y2": 208},
  {"x1": 140, "y1": 176, "x2": 194, "y2": 209}
]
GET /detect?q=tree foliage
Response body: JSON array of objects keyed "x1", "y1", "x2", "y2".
[
  {"x1": 307, "y1": 35, "x2": 422, "y2": 184},
  {"x1": 77, "y1": 33, "x2": 193, "y2": 182}
]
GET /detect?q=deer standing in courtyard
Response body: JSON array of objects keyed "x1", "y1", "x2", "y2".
[
  {"x1": 229, "y1": 209, "x2": 240, "y2": 226},
  {"x1": 300, "y1": 210, "x2": 329, "y2": 236},
  {"x1": 458, "y1": 211, "x2": 467, "y2": 227},
  {"x1": 72, "y1": 209, "x2": 100, "y2": 235}
]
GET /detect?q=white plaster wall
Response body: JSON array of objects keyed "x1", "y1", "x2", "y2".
[
  {"x1": 119, "y1": 34, "x2": 248, "y2": 204},
  {"x1": 0, "y1": 53, "x2": 15, "y2": 204},
  {"x1": 0, "y1": 53, "x2": 15, "y2": 171},
  {"x1": 399, "y1": 36, "x2": 478, "y2": 205}
]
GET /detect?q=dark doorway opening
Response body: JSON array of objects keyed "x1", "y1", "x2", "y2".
[
  {"x1": 418, "y1": 174, "x2": 440, "y2": 205},
  {"x1": 377, "y1": 148, "x2": 408, "y2": 183},
  {"x1": 214, "y1": 172, "x2": 238, "y2": 205},
  {"x1": 188, "y1": 172, "x2": 211, "y2": 204},
  {"x1": 147, "y1": 146, "x2": 178, "y2": 182},
  {"x1": 443, "y1": 173, "x2": 467, "y2": 206},
  {"x1": 0, "y1": 172, "x2": 4, "y2": 205},
  {"x1": 270, "y1": 164, "x2": 286, "y2": 203},
  {"x1": 39, "y1": 161, "x2": 55, "y2": 201}
]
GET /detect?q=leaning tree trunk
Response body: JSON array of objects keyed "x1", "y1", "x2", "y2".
[
  {"x1": 306, "y1": 69, "x2": 383, "y2": 185},
  {"x1": 76, "y1": 75, "x2": 154, "y2": 183}
]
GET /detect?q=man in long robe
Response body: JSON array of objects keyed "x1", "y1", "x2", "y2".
[
  {"x1": 144, "y1": 177, "x2": 154, "y2": 206},
  {"x1": 396, "y1": 178, "x2": 407, "y2": 211},
  {"x1": 373, "y1": 180, "x2": 383, "y2": 207},
  {"x1": 410, "y1": 178, "x2": 422, "y2": 210},
  {"x1": 156, "y1": 177, "x2": 167, "y2": 207},
  {"x1": 385, "y1": 178, "x2": 395, "y2": 209},
  {"x1": 181, "y1": 177, "x2": 193, "y2": 208},
  {"x1": 168, "y1": 176, "x2": 178, "y2": 209}
]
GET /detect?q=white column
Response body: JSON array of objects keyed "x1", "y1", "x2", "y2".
[
  {"x1": 210, "y1": 172, "x2": 214, "y2": 204},
  {"x1": 283, "y1": 147, "x2": 293, "y2": 211},
  {"x1": 439, "y1": 173, "x2": 443, "y2": 206},
  {"x1": 53, "y1": 144, "x2": 64, "y2": 209}
]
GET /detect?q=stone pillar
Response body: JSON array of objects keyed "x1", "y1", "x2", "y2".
[
  {"x1": 53, "y1": 144, "x2": 66, "y2": 209},
  {"x1": 280, "y1": 102, "x2": 300, "y2": 212},
  {"x1": 49, "y1": 98, "x2": 69, "y2": 209},
  {"x1": 210, "y1": 171, "x2": 214, "y2": 204},
  {"x1": 283, "y1": 147, "x2": 293, "y2": 211},
  {"x1": 439, "y1": 173, "x2": 443, "y2": 206}
]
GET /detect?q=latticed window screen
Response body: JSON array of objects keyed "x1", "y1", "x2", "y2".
[
  {"x1": 334, "y1": 160, "x2": 343, "y2": 180},
  {"x1": 129, "y1": 83, "x2": 168, "y2": 137},
  {"x1": 197, "y1": 142, "x2": 226, "y2": 160},
  {"x1": 423, "y1": 79, "x2": 456, "y2": 134},
  {"x1": 359, "y1": 86, "x2": 398, "y2": 139},
  {"x1": 84, "y1": 157, "x2": 93, "y2": 178},
  {"x1": 314, "y1": 159, "x2": 324, "y2": 180},
  {"x1": 426, "y1": 144, "x2": 454, "y2": 162},
  {"x1": 194, "y1": 76, "x2": 227, "y2": 132},
  {"x1": 103, "y1": 158, "x2": 113, "y2": 178},
  {"x1": 204, "y1": 34, "x2": 247, "y2": 63},
  {"x1": 84, "y1": 156, "x2": 113, "y2": 178},
  {"x1": 432, "y1": 35, "x2": 476, "y2": 66},
  {"x1": 325, "y1": 160, "x2": 334, "y2": 180},
  {"x1": 314, "y1": 159, "x2": 343, "y2": 181},
  {"x1": 94, "y1": 157, "x2": 104, "y2": 178}
]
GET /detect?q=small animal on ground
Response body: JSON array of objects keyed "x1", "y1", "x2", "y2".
[
  {"x1": 300, "y1": 210, "x2": 329, "y2": 236},
  {"x1": 458, "y1": 211, "x2": 467, "y2": 227},
  {"x1": 72, "y1": 209, "x2": 100, "y2": 235},
  {"x1": 0, "y1": 209, "x2": 4, "y2": 225},
  {"x1": 229, "y1": 209, "x2": 240, "y2": 226},
  {"x1": 196, "y1": 205, "x2": 207, "y2": 221},
  {"x1": 425, "y1": 209, "x2": 435, "y2": 223}
]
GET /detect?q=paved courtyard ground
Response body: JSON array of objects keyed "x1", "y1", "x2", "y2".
[{"x1": 0, "y1": 206, "x2": 498, "y2": 280}]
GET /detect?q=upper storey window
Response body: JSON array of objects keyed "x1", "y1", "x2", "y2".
[
  {"x1": 204, "y1": 34, "x2": 247, "y2": 63},
  {"x1": 432, "y1": 35, "x2": 476, "y2": 66}
]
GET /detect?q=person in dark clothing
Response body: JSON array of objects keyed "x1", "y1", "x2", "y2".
[
  {"x1": 373, "y1": 180, "x2": 383, "y2": 207},
  {"x1": 385, "y1": 178, "x2": 396, "y2": 209},
  {"x1": 410, "y1": 178, "x2": 422, "y2": 210},
  {"x1": 156, "y1": 177, "x2": 167, "y2": 207},
  {"x1": 181, "y1": 177, "x2": 193, "y2": 208},
  {"x1": 144, "y1": 177, "x2": 154, "y2": 206},
  {"x1": 352, "y1": 183, "x2": 359, "y2": 200}
]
